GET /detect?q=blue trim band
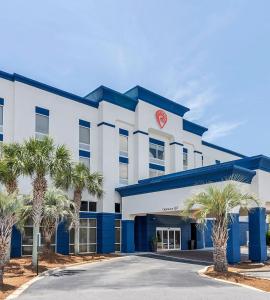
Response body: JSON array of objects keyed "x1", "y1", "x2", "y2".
[
  {"x1": 79, "y1": 150, "x2": 90, "y2": 158},
  {"x1": 169, "y1": 142, "x2": 184, "y2": 146},
  {"x1": 0, "y1": 134, "x2": 3, "y2": 141},
  {"x1": 119, "y1": 128, "x2": 129, "y2": 136},
  {"x1": 0, "y1": 71, "x2": 98, "y2": 109},
  {"x1": 0, "y1": 98, "x2": 4, "y2": 105},
  {"x1": 116, "y1": 164, "x2": 256, "y2": 197},
  {"x1": 97, "y1": 122, "x2": 115, "y2": 128},
  {"x1": 202, "y1": 141, "x2": 246, "y2": 158},
  {"x1": 149, "y1": 137, "x2": 165, "y2": 146},
  {"x1": 125, "y1": 86, "x2": 190, "y2": 117},
  {"x1": 35, "y1": 106, "x2": 49, "y2": 116},
  {"x1": 86, "y1": 85, "x2": 137, "y2": 112},
  {"x1": 133, "y1": 130, "x2": 148, "y2": 136},
  {"x1": 119, "y1": 156, "x2": 129, "y2": 164},
  {"x1": 183, "y1": 119, "x2": 208, "y2": 136},
  {"x1": 79, "y1": 119, "x2": 91, "y2": 128},
  {"x1": 149, "y1": 163, "x2": 165, "y2": 171},
  {"x1": 194, "y1": 150, "x2": 203, "y2": 155}
]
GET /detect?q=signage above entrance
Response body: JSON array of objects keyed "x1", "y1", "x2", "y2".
[{"x1": 155, "y1": 110, "x2": 167, "y2": 129}]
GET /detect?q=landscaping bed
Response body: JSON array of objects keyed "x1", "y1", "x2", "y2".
[
  {"x1": 0, "y1": 253, "x2": 118, "y2": 299},
  {"x1": 205, "y1": 262, "x2": 270, "y2": 292}
]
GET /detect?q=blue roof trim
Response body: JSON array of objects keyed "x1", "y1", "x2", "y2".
[
  {"x1": 170, "y1": 142, "x2": 184, "y2": 146},
  {"x1": 133, "y1": 130, "x2": 148, "y2": 136},
  {"x1": 97, "y1": 122, "x2": 115, "y2": 128},
  {"x1": 79, "y1": 150, "x2": 90, "y2": 158},
  {"x1": 79, "y1": 119, "x2": 91, "y2": 128},
  {"x1": 0, "y1": 98, "x2": 4, "y2": 105},
  {"x1": 125, "y1": 86, "x2": 190, "y2": 117},
  {"x1": 85, "y1": 85, "x2": 138, "y2": 112},
  {"x1": 119, "y1": 156, "x2": 129, "y2": 164},
  {"x1": 183, "y1": 119, "x2": 208, "y2": 136},
  {"x1": 35, "y1": 106, "x2": 49, "y2": 116},
  {"x1": 0, "y1": 71, "x2": 99, "y2": 109},
  {"x1": 0, "y1": 134, "x2": 3, "y2": 141},
  {"x1": 119, "y1": 128, "x2": 129, "y2": 136},
  {"x1": 202, "y1": 141, "x2": 246, "y2": 158},
  {"x1": 149, "y1": 163, "x2": 165, "y2": 171},
  {"x1": 116, "y1": 164, "x2": 256, "y2": 197},
  {"x1": 149, "y1": 137, "x2": 165, "y2": 146}
]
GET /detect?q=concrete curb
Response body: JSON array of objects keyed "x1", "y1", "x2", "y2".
[
  {"x1": 6, "y1": 256, "x2": 125, "y2": 300},
  {"x1": 198, "y1": 266, "x2": 268, "y2": 294}
]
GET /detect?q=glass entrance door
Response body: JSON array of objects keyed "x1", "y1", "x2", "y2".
[{"x1": 156, "y1": 227, "x2": 181, "y2": 251}]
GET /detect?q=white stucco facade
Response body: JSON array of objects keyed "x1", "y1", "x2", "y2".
[{"x1": 0, "y1": 70, "x2": 269, "y2": 222}]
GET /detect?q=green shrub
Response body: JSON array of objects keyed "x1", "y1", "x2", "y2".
[{"x1": 266, "y1": 231, "x2": 270, "y2": 246}]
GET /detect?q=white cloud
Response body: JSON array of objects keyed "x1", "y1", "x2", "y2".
[{"x1": 204, "y1": 121, "x2": 244, "y2": 142}]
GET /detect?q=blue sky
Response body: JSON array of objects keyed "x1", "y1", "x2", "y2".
[{"x1": 0, "y1": 0, "x2": 269, "y2": 156}]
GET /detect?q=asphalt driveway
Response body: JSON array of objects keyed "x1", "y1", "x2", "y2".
[{"x1": 18, "y1": 255, "x2": 269, "y2": 300}]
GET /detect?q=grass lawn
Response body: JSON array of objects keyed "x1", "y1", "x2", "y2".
[{"x1": 0, "y1": 253, "x2": 118, "y2": 299}]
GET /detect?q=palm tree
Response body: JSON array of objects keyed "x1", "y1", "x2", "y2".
[
  {"x1": 54, "y1": 162, "x2": 103, "y2": 255},
  {"x1": 0, "y1": 143, "x2": 24, "y2": 194},
  {"x1": 21, "y1": 188, "x2": 74, "y2": 255},
  {"x1": 22, "y1": 137, "x2": 71, "y2": 266},
  {"x1": 182, "y1": 183, "x2": 259, "y2": 272},
  {"x1": 0, "y1": 191, "x2": 23, "y2": 288}
]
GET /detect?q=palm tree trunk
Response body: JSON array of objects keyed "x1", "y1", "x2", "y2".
[
  {"x1": 73, "y1": 190, "x2": 82, "y2": 255},
  {"x1": 32, "y1": 176, "x2": 47, "y2": 267},
  {"x1": 0, "y1": 265, "x2": 4, "y2": 289},
  {"x1": 0, "y1": 241, "x2": 8, "y2": 289},
  {"x1": 5, "y1": 180, "x2": 17, "y2": 263},
  {"x1": 212, "y1": 218, "x2": 228, "y2": 272},
  {"x1": 42, "y1": 232, "x2": 52, "y2": 256}
]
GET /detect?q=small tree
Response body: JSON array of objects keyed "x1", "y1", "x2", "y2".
[
  {"x1": 0, "y1": 191, "x2": 23, "y2": 288},
  {"x1": 22, "y1": 137, "x2": 71, "y2": 266},
  {"x1": 182, "y1": 183, "x2": 259, "y2": 272},
  {"x1": 54, "y1": 163, "x2": 103, "y2": 255},
  {"x1": 21, "y1": 188, "x2": 74, "y2": 255},
  {"x1": 0, "y1": 143, "x2": 24, "y2": 194}
]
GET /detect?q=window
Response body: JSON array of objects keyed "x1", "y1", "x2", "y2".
[
  {"x1": 79, "y1": 120, "x2": 91, "y2": 168},
  {"x1": 22, "y1": 219, "x2": 56, "y2": 255},
  {"x1": 0, "y1": 98, "x2": 3, "y2": 134},
  {"x1": 115, "y1": 203, "x2": 121, "y2": 213},
  {"x1": 183, "y1": 148, "x2": 188, "y2": 170},
  {"x1": 149, "y1": 168, "x2": 164, "y2": 178},
  {"x1": 35, "y1": 107, "x2": 49, "y2": 140},
  {"x1": 80, "y1": 201, "x2": 97, "y2": 212},
  {"x1": 119, "y1": 135, "x2": 128, "y2": 157},
  {"x1": 119, "y1": 129, "x2": 129, "y2": 185},
  {"x1": 79, "y1": 120, "x2": 90, "y2": 151},
  {"x1": 115, "y1": 219, "x2": 121, "y2": 252},
  {"x1": 79, "y1": 155, "x2": 90, "y2": 169},
  {"x1": 215, "y1": 160, "x2": 221, "y2": 164},
  {"x1": 69, "y1": 218, "x2": 96, "y2": 254},
  {"x1": 149, "y1": 138, "x2": 165, "y2": 166},
  {"x1": 119, "y1": 163, "x2": 128, "y2": 185},
  {"x1": 201, "y1": 156, "x2": 204, "y2": 166}
]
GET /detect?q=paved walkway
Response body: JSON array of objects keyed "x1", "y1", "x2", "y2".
[{"x1": 18, "y1": 255, "x2": 269, "y2": 300}]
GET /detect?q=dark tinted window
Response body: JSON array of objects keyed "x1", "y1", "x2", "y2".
[
  {"x1": 80, "y1": 201, "x2": 88, "y2": 211},
  {"x1": 89, "y1": 202, "x2": 97, "y2": 212},
  {"x1": 115, "y1": 203, "x2": 121, "y2": 213}
]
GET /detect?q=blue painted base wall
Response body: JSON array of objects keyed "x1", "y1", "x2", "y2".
[{"x1": 122, "y1": 220, "x2": 135, "y2": 253}]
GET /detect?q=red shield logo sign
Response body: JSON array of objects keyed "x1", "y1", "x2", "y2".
[{"x1": 156, "y1": 110, "x2": 167, "y2": 128}]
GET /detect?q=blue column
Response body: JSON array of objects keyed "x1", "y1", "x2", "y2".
[
  {"x1": 10, "y1": 226, "x2": 22, "y2": 258},
  {"x1": 227, "y1": 213, "x2": 241, "y2": 264},
  {"x1": 122, "y1": 220, "x2": 135, "y2": 253},
  {"x1": 249, "y1": 207, "x2": 267, "y2": 262},
  {"x1": 97, "y1": 213, "x2": 115, "y2": 253},
  {"x1": 56, "y1": 220, "x2": 70, "y2": 255}
]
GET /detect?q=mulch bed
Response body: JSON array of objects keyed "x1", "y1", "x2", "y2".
[
  {"x1": 205, "y1": 262, "x2": 270, "y2": 292},
  {"x1": 0, "y1": 253, "x2": 118, "y2": 299}
]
